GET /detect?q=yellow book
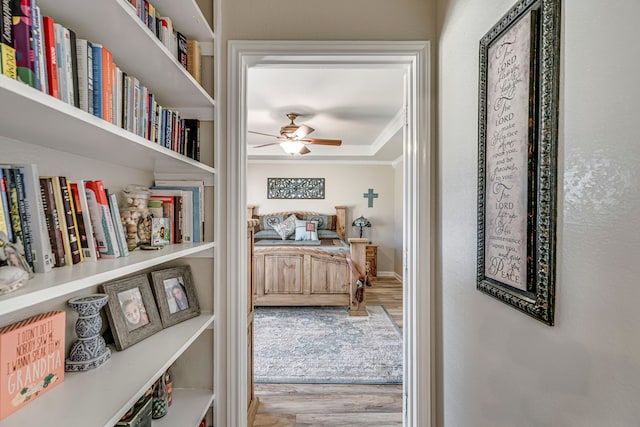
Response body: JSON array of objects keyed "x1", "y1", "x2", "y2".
[{"x1": 186, "y1": 39, "x2": 201, "y2": 84}]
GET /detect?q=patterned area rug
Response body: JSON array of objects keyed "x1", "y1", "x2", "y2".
[{"x1": 254, "y1": 305, "x2": 402, "y2": 384}]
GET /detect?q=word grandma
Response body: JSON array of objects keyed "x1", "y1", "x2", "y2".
[{"x1": 6, "y1": 351, "x2": 62, "y2": 395}]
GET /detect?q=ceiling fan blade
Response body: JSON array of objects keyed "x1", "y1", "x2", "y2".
[
  {"x1": 299, "y1": 146, "x2": 311, "y2": 155},
  {"x1": 292, "y1": 125, "x2": 314, "y2": 139},
  {"x1": 248, "y1": 130, "x2": 281, "y2": 138},
  {"x1": 300, "y1": 138, "x2": 342, "y2": 146},
  {"x1": 253, "y1": 142, "x2": 282, "y2": 148}
]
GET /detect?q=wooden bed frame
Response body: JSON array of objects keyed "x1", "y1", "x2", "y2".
[{"x1": 247, "y1": 205, "x2": 368, "y2": 316}]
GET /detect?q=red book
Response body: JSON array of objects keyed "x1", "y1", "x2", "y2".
[
  {"x1": 41, "y1": 16, "x2": 58, "y2": 98},
  {"x1": 0, "y1": 311, "x2": 65, "y2": 420}
]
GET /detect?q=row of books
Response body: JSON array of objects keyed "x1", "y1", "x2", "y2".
[
  {"x1": 126, "y1": 0, "x2": 202, "y2": 84},
  {"x1": 0, "y1": 163, "x2": 205, "y2": 275},
  {"x1": 0, "y1": 0, "x2": 202, "y2": 161}
]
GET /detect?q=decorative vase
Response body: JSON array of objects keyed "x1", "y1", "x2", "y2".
[
  {"x1": 65, "y1": 294, "x2": 111, "y2": 372},
  {"x1": 152, "y1": 374, "x2": 169, "y2": 419}
]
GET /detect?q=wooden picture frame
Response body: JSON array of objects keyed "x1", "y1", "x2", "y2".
[
  {"x1": 101, "y1": 274, "x2": 163, "y2": 350},
  {"x1": 477, "y1": 0, "x2": 560, "y2": 325},
  {"x1": 149, "y1": 265, "x2": 200, "y2": 328}
]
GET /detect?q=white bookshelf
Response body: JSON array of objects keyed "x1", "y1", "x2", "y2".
[
  {"x1": 0, "y1": 0, "x2": 218, "y2": 425},
  {"x1": 0, "y1": 314, "x2": 214, "y2": 427},
  {"x1": 0, "y1": 242, "x2": 215, "y2": 316}
]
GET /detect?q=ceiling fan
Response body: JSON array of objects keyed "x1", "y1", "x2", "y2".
[{"x1": 249, "y1": 113, "x2": 342, "y2": 155}]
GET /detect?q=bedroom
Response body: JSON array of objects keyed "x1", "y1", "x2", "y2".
[{"x1": 245, "y1": 63, "x2": 406, "y2": 423}]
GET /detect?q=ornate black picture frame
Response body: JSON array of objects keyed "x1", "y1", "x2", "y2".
[
  {"x1": 267, "y1": 178, "x2": 325, "y2": 199},
  {"x1": 477, "y1": 0, "x2": 560, "y2": 325}
]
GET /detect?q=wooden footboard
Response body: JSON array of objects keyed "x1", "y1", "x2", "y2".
[{"x1": 253, "y1": 239, "x2": 369, "y2": 315}]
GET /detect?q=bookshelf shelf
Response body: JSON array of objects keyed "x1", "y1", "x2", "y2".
[
  {"x1": 0, "y1": 75, "x2": 215, "y2": 178},
  {"x1": 154, "y1": 389, "x2": 215, "y2": 427},
  {"x1": 0, "y1": 242, "x2": 215, "y2": 317},
  {"x1": 36, "y1": 0, "x2": 214, "y2": 110},
  {"x1": 0, "y1": 0, "x2": 218, "y2": 423},
  {"x1": 0, "y1": 314, "x2": 215, "y2": 427}
]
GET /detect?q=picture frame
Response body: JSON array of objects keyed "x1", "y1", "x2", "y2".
[
  {"x1": 149, "y1": 265, "x2": 200, "y2": 328},
  {"x1": 267, "y1": 178, "x2": 325, "y2": 199},
  {"x1": 101, "y1": 274, "x2": 163, "y2": 350},
  {"x1": 477, "y1": 0, "x2": 560, "y2": 325}
]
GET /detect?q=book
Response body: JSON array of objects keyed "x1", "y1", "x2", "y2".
[
  {"x1": 84, "y1": 180, "x2": 119, "y2": 258},
  {"x1": 0, "y1": 311, "x2": 65, "y2": 420},
  {"x1": 149, "y1": 188, "x2": 190, "y2": 243},
  {"x1": 68, "y1": 28, "x2": 79, "y2": 108},
  {"x1": 91, "y1": 43, "x2": 102, "y2": 118},
  {"x1": 177, "y1": 31, "x2": 187, "y2": 69},
  {"x1": 69, "y1": 180, "x2": 98, "y2": 262},
  {"x1": 0, "y1": 169, "x2": 12, "y2": 242},
  {"x1": 42, "y1": 176, "x2": 71, "y2": 266},
  {"x1": 53, "y1": 22, "x2": 67, "y2": 104},
  {"x1": 39, "y1": 177, "x2": 65, "y2": 267},
  {"x1": 32, "y1": 4, "x2": 46, "y2": 93},
  {"x1": 10, "y1": 169, "x2": 34, "y2": 270},
  {"x1": 186, "y1": 39, "x2": 201, "y2": 84},
  {"x1": 0, "y1": 0, "x2": 16, "y2": 79},
  {"x1": 115, "y1": 66, "x2": 123, "y2": 128},
  {"x1": 107, "y1": 191, "x2": 129, "y2": 257},
  {"x1": 11, "y1": 0, "x2": 35, "y2": 87},
  {"x1": 41, "y1": 15, "x2": 58, "y2": 98},
  {"x1": 57, "y1": 177, "x2": 81, "y2": 264},
  {"x1": 29, "y1": 0, "x2": 41, "y2": 91},
  {"x1": 183, "y1": 119, "x2": 200, "y2": 161},
  {"x1": 102, "y1": 46, "x2": 113, "y2": 124},
  {"x1": 151, "y1": 184, "x2": 198, "y2": 242},
  {"x1": 7, "y1": 164, "x2": 53, "y2": 273},
  {"x1": 75, "y1": 38, "x2": 89, "y2": 112}
]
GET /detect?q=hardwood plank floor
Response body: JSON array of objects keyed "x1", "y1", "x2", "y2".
[{"x1": 253, "y1": 276, "x2": 403, "y2": 427}]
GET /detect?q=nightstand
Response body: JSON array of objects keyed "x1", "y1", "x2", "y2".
[{"x1": 366, "y1": 244, "x2": 378, "y2": 279}]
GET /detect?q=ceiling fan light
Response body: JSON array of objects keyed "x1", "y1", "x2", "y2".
[{"x1": 280, "y1": 140, "x2": 305, "y2": 155}]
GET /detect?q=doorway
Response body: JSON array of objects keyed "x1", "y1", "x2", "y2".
[{"x1": 227, "y1": 40, "x2": 433, "y2": 426}]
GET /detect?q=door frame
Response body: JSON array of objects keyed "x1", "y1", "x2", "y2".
[{"x1": 227, "y1": 40, "x2": 433, "y2": 426}]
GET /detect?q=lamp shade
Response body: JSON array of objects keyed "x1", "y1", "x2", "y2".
[
  {"x1": 352, "y1": 216, "x2": 371, "y2": 238},
  {"x1": 352, "y1": 216, "x2": 371, "y2": 228}
]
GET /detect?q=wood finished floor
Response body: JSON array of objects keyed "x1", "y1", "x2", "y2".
[{"x1": 252, "y1": 276, "x2": 403, "y2": 427}]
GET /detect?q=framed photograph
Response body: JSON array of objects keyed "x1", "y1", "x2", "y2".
[
  {"x1": 149, "y1": 265, "x2": 200, "y2": 328},
  {"x1": 267, "y1": 178, "x2": 325, "y2": 199},
  {"x1": 101, "y1": 274, "x2": 163, "y2": 350},
  {"x1": 477, "y1": 0, "x2": 560, "y2": 325}
]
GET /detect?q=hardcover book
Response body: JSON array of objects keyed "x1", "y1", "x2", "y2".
[
  {"x1": 6, "y1": 164, "x2": 53, "y2": 273},
  {"x1": 57, "y1": 176, "x2": 81, "y2": 264},
  {"x1": 31, "y1": 4, "x2": 46, "y2": 93},
  {"x1": 0, "y1": 311, "x2": 65, "y2": 420},
  {"x1": 91, "y1": 43, "x2": 102, "y2": 118},
  {"x1": 186, "y1": 39, "x2": 201, "y2": 84},
  {"x1": 107, "y1": 191, "x2": 129, "y2": 257},
  {"x1": 68, "y1": 28, "x2": 79, "y2": 108},
  {"x1": 0, "y1": 0, "x2": 16, "y2": 79},
  {"x1": 0, "y1": 169, "x2": 12, "y2": 242},
  {"x1": 10, "y1": 168, "x2": 34, "y2": 270},
  {"x1": 53, "y1": 22, "x2": 67, "y2": 104},
  {"x1": 84, "y1": 180, "x2": 120, "y2": 258},
  {"x1": 39, "y1": 177, "x2": 65, "y2": 267},
  {"x1": 41, "y1": 15, "x2": 58, "y2": 98},
  {"x1": 69, "y1": 180, "x2": 98, "y2": 262},
  {"x1": 11, "y1": 0, "x2": 35, "y2": 87},
  {"x1": 177, "y1": 31, "x2": 187, "y2": 69}
]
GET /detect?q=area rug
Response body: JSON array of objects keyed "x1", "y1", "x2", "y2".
[{"x1": 254, "y1": 305, "x2": 402, "y2": 384}]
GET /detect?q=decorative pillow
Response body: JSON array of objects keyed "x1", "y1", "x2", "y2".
[
  {"x1": 260, "y1": 215, "x2": 284, "y2": 231},
  {"x1": 295, "y1": 219, "x2": 319, "y2": 241},
  {"x1": 303, "y1": 214, "x2": 333, "y2": 230},
  {"x1": 271, "y1": 214, "x2": 297, "y2": 240}
]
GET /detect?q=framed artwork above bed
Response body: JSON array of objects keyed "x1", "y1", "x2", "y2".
[{"x1": 267, "y1": 178, "x2": 325, "y2": 199}]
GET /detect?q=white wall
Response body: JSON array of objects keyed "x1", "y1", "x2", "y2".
[
  {"x1": 437, "y1": 0, "x2": 640, "y2": 426},
  {"x1": 247, "y1": 162, "x2": 399, "y2": 272},
  {"x1": 393, "y1": 160, "x2": 403, "y2": 278}
]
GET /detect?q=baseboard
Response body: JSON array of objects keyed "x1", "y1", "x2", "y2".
[{"x1": 377, "y1": 271, "x2": 403, "y2": 281}]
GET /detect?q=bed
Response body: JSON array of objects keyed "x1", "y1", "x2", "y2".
[{"x1": 247, "y1": 205, "x2": 369, "y2": 316}]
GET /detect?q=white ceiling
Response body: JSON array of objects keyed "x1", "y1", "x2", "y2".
[{"x1": 246, "y1": 66, "x2": 406, "y2": 162}]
